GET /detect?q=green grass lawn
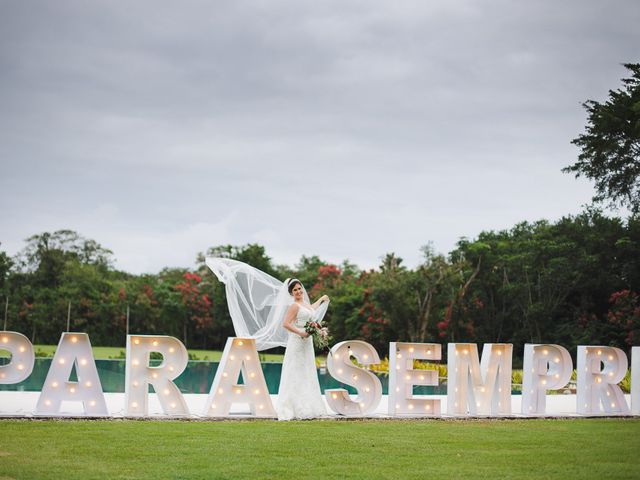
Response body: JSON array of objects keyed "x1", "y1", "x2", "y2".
[
  {"x1": 0, "y1": 418, "x2": 638, "y2": 479},
  {"x1": 30, "y1": 345, "x2": 286, "y2": 362}
]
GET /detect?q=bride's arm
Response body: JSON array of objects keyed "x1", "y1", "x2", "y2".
[
  {"x1": 311, "y1": 294, "x2": 329, "y2": 310},
  {"x1": 283, "y1": 304, "x2": 309, "y2": 338}
]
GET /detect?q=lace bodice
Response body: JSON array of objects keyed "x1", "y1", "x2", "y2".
[{"x1": 295, "y1": 304, "x2": 315, "y2": 327}]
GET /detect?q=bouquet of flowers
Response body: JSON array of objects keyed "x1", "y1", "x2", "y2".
[{"x1": 304, "y1": 320, "x2": 331, "y2": 350}]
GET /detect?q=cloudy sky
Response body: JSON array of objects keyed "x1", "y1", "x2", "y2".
[{"x1": 1, "y1": 1, "x2": 638, "y2": 273}]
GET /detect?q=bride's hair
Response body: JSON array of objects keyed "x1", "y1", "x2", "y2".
[{"x1": 287, "y1": 279, "x2": 302, "y2": 295}]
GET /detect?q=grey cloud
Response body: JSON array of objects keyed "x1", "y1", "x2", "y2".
[{"x1": 1, "y1": 0, "x2": 638, "y2": 272}]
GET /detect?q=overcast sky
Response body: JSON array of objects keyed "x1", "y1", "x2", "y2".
[{"x1": 1, "y1": 0, "x2": 639, "y2": 273}]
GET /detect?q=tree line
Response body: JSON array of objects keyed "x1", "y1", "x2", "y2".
[{"x1": 1, "y1": 209, "x2": 638, "y2": 365}]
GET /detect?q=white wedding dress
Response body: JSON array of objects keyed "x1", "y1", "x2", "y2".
[
  {"x1": 275, "y1": 304, "x2": 327, "y2": 420},
  {"x1": 205, "y1": 257, "x2": 329, "y2": 420}
]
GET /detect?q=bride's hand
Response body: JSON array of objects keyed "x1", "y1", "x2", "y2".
[{"x1": 320, "y1": 294, "x2": 330, "y2": 303}]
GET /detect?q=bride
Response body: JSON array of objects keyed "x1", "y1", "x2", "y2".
[
  {"x1": 277, "y1": 278, "x2": 328, "y2": 420},
  {"x1": 205, "y1": 258, "x2": 329, "y2": 420}
]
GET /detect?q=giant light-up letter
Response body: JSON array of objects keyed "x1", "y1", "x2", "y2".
[
  {"x1": 35, "y1": 333, "x2": 108, "y2": 416},
  {"x1": 325, "y1": 340, "x2": 382, "y2": 416},
  {"x1": 389, "y1": 342, "x2": 441, "y2": 416},
  {"x1": 447, "y1": 343, "x2": 512, "y2": 416},
  {"x1": 0, "y1": 331, "x2": 34, "y2": 384},
  {"x1": 521, "y1": 344, "x2": 572, "y2": 415},
  {"x1": 203, "y1": 338, "x2": 276, "y2": 417},
  {"x1": 577, "y1": 346, "x2": 629, "y2": 415},
  {"x1": 125, "y1": 335, "x2": 189, "y2": 416},
  {"x1": 632, "y1": 347, "x2": 639, "y2": 415}
]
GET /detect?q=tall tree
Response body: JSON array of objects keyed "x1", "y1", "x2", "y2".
[
  {"x1": 0, "y1": 245, "x2": 12, "y2": 295},
  {"x1": 564, "y1": 63, "x2": 640, "y2": 213},
  {"x1": 290, "y1": 255, "x2": 328, "y2": 289},
  {"x1": 375, "y1": 248, "x2": 452, "y2": 344},
  {"x1": 16, "y1": 230, "x2": 114, "y2": 275},
  {"x1": 174, "y1": 271, "x2": 213, "y2": 348}
]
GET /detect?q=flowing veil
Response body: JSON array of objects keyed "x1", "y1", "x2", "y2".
[{"x1": 205, "y1": 257, "x2": 329, "y2": 351}]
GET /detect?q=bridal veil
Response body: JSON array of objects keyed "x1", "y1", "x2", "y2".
[{"x1": 205, "y1": 257, "x2": 328, "y2": 351}]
